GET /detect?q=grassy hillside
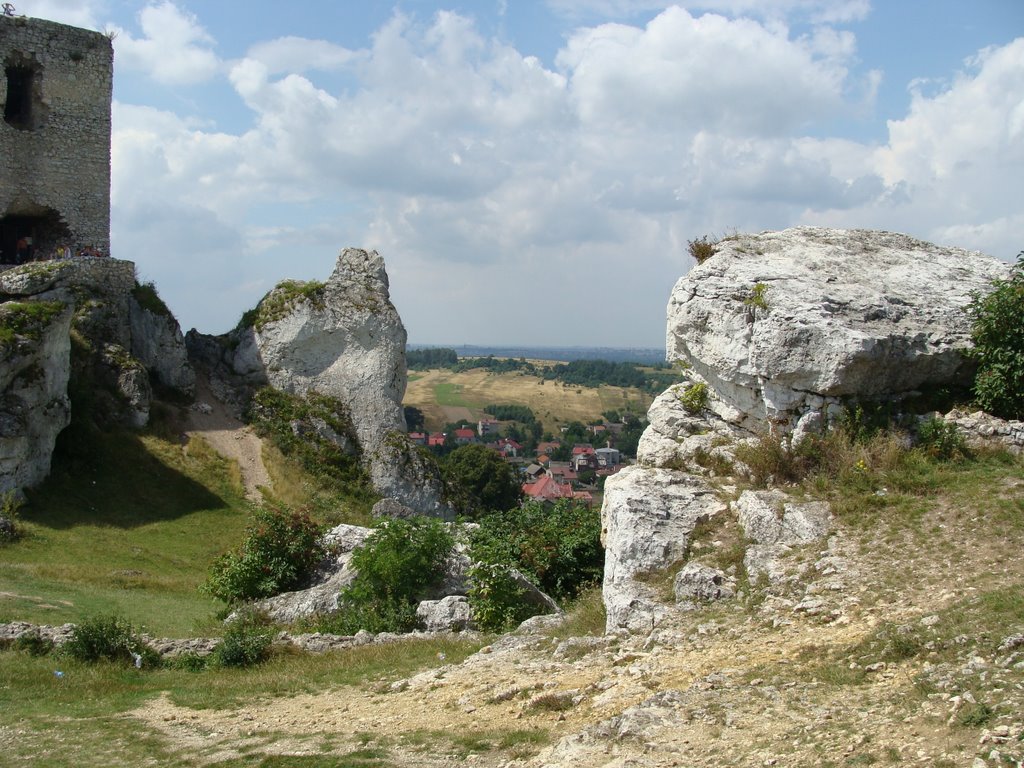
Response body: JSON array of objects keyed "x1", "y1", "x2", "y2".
[
  {"x1": 405, "y1": 367, "x2": 655, "y2": 432},
  {"x1": 1, "y1": 431, "x2": 251, "y2": 636}
]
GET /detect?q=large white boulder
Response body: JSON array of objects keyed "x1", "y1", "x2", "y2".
[{"x1": 667, "y1": 227, "x2": 1009, "y2": 431}]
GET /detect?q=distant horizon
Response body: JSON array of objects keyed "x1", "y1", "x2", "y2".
[{"x1": 406, "y1": 342, "x2": 668, "y2": 364}]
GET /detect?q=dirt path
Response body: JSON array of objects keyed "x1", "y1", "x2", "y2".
[{"x1": 184, "y1": 374, "x2": 271, "y2": 502}]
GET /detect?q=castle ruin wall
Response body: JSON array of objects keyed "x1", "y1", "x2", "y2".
[{"x1": 0, "y1": 15, "x2": 112, "y2": 261}]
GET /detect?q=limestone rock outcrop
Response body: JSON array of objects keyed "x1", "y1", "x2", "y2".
[
  {"x1": 667, "y1": 227, "x2": 1009, "y2": 432},
  {"x1": 223, "y1": 248, "x2": 452, "y2": 517},
  {"x1": 600, "y1": 227, "x2": 1006, "y2": 638},
  {"x1": 601, "y1": 465, "x2": 726, "y2": 633},
  {"x1": 0, "y1": 301, "x2": 72, "y2": 494},
  {"x1": 0, "y1": 258, "x2": 194, "y2": 494},
  {"x1": 735, "y1": 489, "x2": 832, "y2": 583}
]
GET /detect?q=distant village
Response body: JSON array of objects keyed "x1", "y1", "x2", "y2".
[{"x1": 409, "y1": 417, "x2": 628, "y2": 506}]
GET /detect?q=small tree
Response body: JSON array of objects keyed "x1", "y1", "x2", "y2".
[
  {"x1": 204, "y1": 504, "x2": 325, "y2": 603},
  {"x1": 442, "y1": 443, "x2": 522, "y2": 518},
  {"x1": 967, "y1": 252, "x2": 1024, "y2": 420}
]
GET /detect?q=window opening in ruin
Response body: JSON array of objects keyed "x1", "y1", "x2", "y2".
[{"x1": 3, "y1": 58, "x2": 45, "y2": 130}]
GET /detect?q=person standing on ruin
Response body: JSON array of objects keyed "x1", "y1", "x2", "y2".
[{"x1": 15, "y1": 236, "x2": 28, "y2": 264}]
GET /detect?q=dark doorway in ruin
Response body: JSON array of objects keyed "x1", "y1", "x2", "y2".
[
  {"x1": 3, "y1": 55, "x2": 45, "y2": 130},
  {"x1": 0, "y1": 209, "x2": 72, "y2": 264}
]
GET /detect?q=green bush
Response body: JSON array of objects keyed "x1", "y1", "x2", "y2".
[
  {"x1": 14, "y1": 631, "x2": 54, "y2": 657},
  {"x1": 0, "y1": 491, "x2": 22, "y2": 544},
  {"x1": 466, "y1": 562, "x2": 538, "y2": 632},
  {"x1": 967, "y1": 252, "x2": 1024, "y2": 419},
  {"x1": 469, "y1": 499, "x2": 603, "y2": 602},
  {"x1": 323, "y1": 516, "x2": 454, "y2": 634},
  {"x1": 743, "y1": 282, "x2": 769, "y2": 310},
  {"x1": 678, "y1": 381, "x2": 709, "y2": 415},
  {"x1": 130, "y1": 281, "x2": 173, "y2": 319},
  {"x1": 204, "y1": 503, "x2": 325, "y2": 603},
  {"x1": 916, "y1": 418, "x2": 967, "y2": 460},
  {"x1": 64, "y1": 614, "x2": 155, "y2": 666},
  {"x1": 212, "y1": 610, "x2": 273, "y2": 667},
  {"x1": 313, "y1": 593, "x2": 420, "y2": 635}
]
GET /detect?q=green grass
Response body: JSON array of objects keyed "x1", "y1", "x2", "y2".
[
  {"x1": 433, "y1": 382, "x2": 469, "y2": 408},
  {"x1": 2, "y1": 431, "x2": 249, "y2": 635}
]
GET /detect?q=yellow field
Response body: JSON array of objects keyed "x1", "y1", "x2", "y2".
[{"x1": 403, "y1": 368, "x2": 655, "y2": 433}]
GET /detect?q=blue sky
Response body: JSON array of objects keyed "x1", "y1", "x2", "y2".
[{"x1": 19, "y1": 0, "x2": 1024, "y2": 347}]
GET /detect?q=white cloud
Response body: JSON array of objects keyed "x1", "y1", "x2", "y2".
[
  {"x1": 13, "y1": 0, "x2": 106, "y2": 29},
  {"x1": 106, "y1": 6, "x2": 1022, "y2": 344},
  {"x1": 113, "y1": 2, "x2": 219, "y2": 85},
  {"x1": 546, "y1": 0, "x2": 871, "y2": 23},
  {"x1": 798, "y1": 38, "x2": 1024, "y2": 260},
  {"x1": 556, "y1": 7, "x2": 862, "y2": 136},
  {"x1": 244, "y1": 37, "x2": 360, "y2": 76}
]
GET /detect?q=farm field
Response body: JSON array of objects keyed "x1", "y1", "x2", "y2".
[{"x1": 404, "y1": 367, "x2": 657, "y2": 433}]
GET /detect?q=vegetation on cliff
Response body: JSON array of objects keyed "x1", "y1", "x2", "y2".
[
  {"x1": 0, "y1": 300, "x2": 64, "y2": 348},
  {"x1": 238, "y1": 279, "x2": 326, "y2": 331}
]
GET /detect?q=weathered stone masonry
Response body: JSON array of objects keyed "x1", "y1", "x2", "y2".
[{"x1": 0, "y1": 15, "x2": 112, "y2": 262}]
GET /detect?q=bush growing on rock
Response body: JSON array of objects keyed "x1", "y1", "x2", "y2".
[
  {"x1": 687, "y1": 235, "x2": 717, "y2": 265},
  {"x1": 212, "y1": 609, "x2": 273, "y2": 667},
  {"x1": 466, "y1": 561, "x2": 541, "y2": 632},
  {"x1": 204, "y1": 503, "x2": 325, "y2": 603},
  {"x1": 317, "y1": 516, "x2": 454, "y2": 635},
  {"x1": 967, "y1": 252, "x2": 1024, "y2": 420}
]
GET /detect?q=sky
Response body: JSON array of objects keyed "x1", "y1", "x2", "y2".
[{"x1": 16, "y1": 0, "x2": 1024, "y2": 348}]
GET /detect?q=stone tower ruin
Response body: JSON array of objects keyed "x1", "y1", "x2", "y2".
[{"x1": 0, "y1": 13, "x2": 112, "y2": 263}]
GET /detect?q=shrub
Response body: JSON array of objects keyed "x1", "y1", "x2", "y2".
[
  {"x1": 466, "y1": 562, "x2": 538, "y2": 632},
  {"x1": 14, "y1": 631, "x2": 53, "y2": 657},
  {"x1": 678, "y1": 381, "x2": 709, "y2": 415},
  {"x1": 688, "y1": 236, "x2": 717, "y2": 265},
  {"x1": 323, "y1": 516, "x2": 455, "y2": 634},
  {"x1": 212, "y1": 609, "x2": 273, "y2": 667},
  {"x1": 967, "y1": 251, "x2": 1024, "y2": 419},
  {"x1": 957, "y1": 701, "x2": 995, "y2": 728},
  {"x1": 204, "y1": 503, "x2": 325, "y2": 603},
  {"x1": 0, "y1": 492, "x2": 22, "y2": 544},
  {"x1": 469, "y1": 499, "x2": 603, "y2": 602},
  {"x1": 313, "y1": 593, "x2": 420, "y2": 635},
  {"x1": 743, "y1": 282, "x2": 769, "y2": 311},
  {"x1": 916, "y1": 418, "x2": 967, "y2": 460},
  {"x1": 64, "y1": 614, "x2": 155, "y2": 666},
  {"x1": 130, "y1": 281, "x2": 173, "y2": 319}
]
